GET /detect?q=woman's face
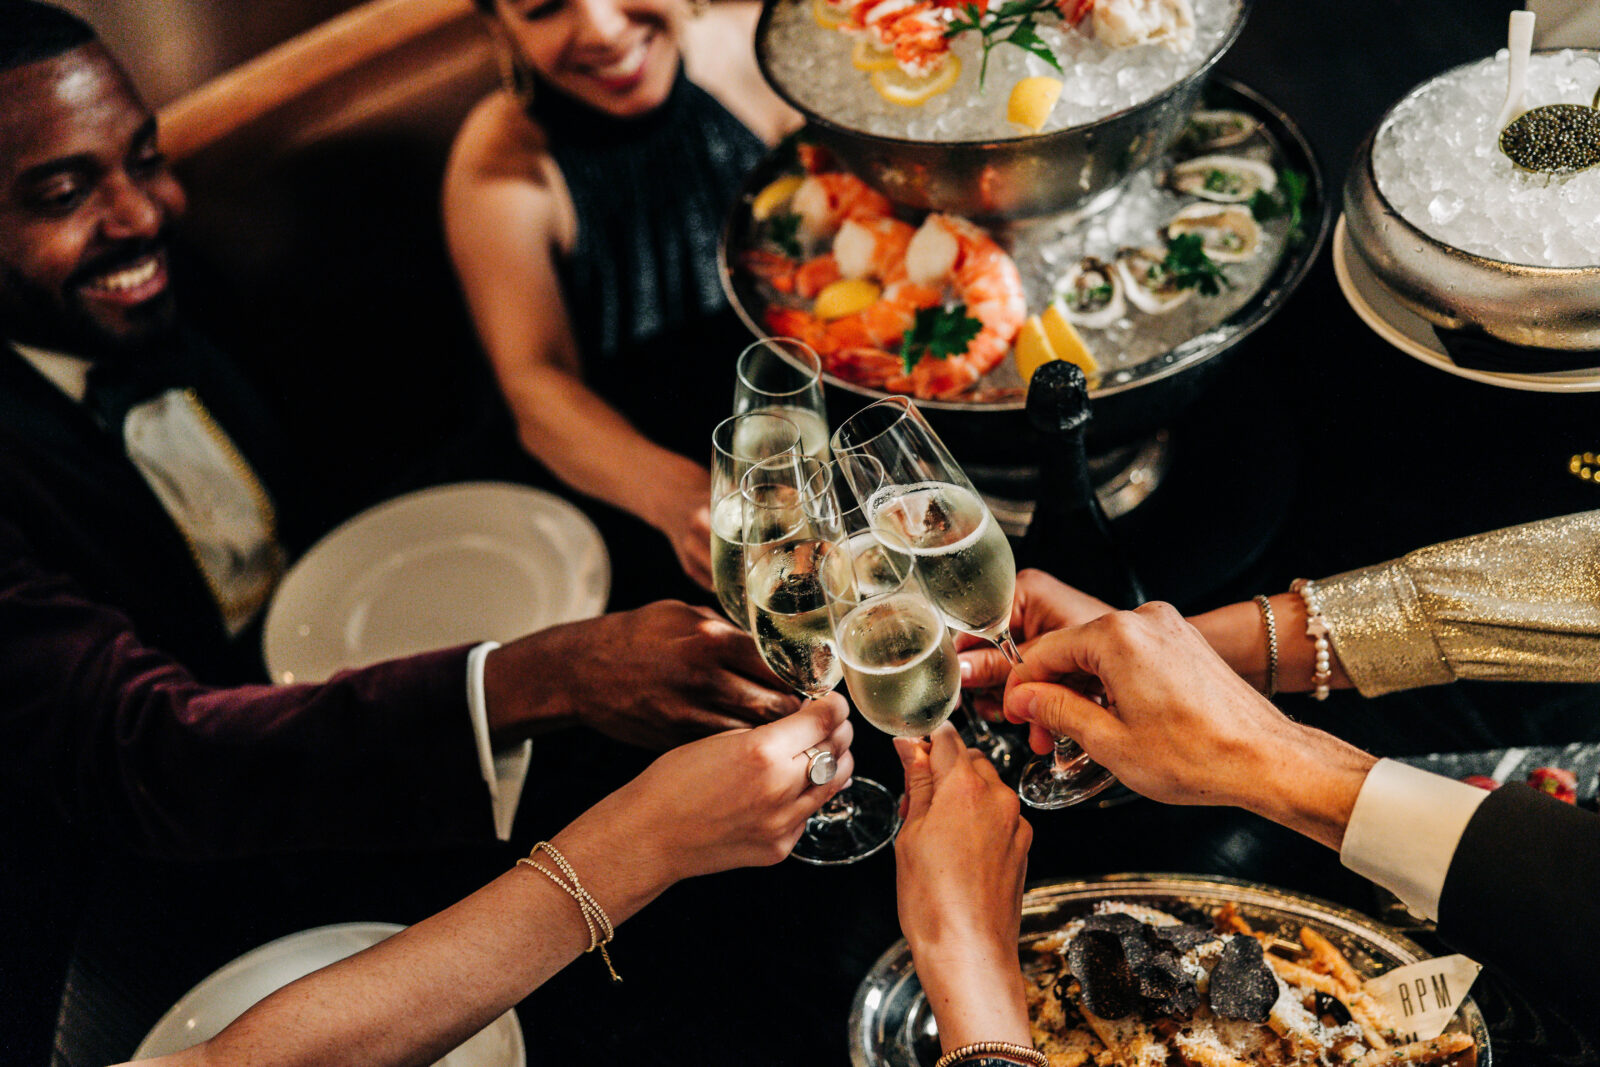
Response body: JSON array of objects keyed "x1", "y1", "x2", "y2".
[{"x1": 491, "y1": 0, "x2": 685, "y2": 118}]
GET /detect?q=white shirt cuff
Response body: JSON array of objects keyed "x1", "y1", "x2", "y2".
[
  {"x1": 466, "y1": 641, "x2": 532, "y2": 841},
  {"x1": 1340, "y1": 758, "x2": 1489, "y2": 920}
]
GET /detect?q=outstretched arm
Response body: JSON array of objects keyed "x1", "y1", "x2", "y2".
[
  {"x1": 122, "y1": 697, "x2": 855, "y2": 1067},
  {"x1": 1003, "y1": 605, "x2": 1600, "y2": 1012},
  {"x1": 443, "y1": 97, "x2": 714, "y2": 588}
]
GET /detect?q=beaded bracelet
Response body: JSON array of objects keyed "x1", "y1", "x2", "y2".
[
  {"x1": 517, "y1": 841, "x2": 622, "y2": 982},
  {"x1": 1290, "y1": 579, "x2": 1332, "y2": 701},
  {"x1": 1252, "y1": 594, "x2": 1279, "y2": 698},
  {"x1": 934, "y1": 1042, "x2": 1048, "y2": 1067}
]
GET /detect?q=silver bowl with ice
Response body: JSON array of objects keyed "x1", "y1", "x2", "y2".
[
  {"x1": 1344, "y1": 48, "x2": 1600, "y2": 353},
  {"x1": 754, "y1": 0, "x2": 1250, "y2": 219}
]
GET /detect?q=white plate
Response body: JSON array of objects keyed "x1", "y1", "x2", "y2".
[
  {"x1": 265, "y1": 482, "x2": 609, "y2": 684},
  {"x1": 1332, "y1": 214, "x2": 1600, "y2": 394},
  {"x1": 133, "y1": 922, "x2": 526, "y2": 1065}
]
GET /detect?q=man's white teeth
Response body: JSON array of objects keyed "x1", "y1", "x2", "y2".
[
  {"x1": 88, "y1": 256, "x2": 158, "y2": 293},
  {"x1": 592, "y1": 41, "x2": 648, "y2": 80}
]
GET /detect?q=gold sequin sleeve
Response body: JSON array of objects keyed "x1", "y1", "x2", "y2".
[{"x1": 1314, "y1": 511, "x2": 1600, "y2": 697}]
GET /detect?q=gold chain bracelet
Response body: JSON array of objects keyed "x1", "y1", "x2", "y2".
[
  {"x1": 934, "y1": 1041, "x2": 1047, "y2": 1067},
  {"x1": 516, "y1": 841, "x2": 622, "y2": 982}
]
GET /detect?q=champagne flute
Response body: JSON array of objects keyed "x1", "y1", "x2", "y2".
[
  {"x1": 733, "y1": 338, "x2": 830, "y2": 463},
  {"x1": 821, "y1": 521, "x2": 961, "y2": 740},
  {"x1": 831, "y1": 396, "x2": 1115, "y2": 809},
  {"x1": 823, "y1": 454, "x2": 1020, "y2": 772},
  {"x1": 741, "y1": 455, "x2": 899, "y2": 864},
  {"x1": 710, "y1": 413, "x2": 802, "y2": 630}
]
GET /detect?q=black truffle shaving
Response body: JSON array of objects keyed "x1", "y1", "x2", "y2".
[
  {"x1": 1066, "y1": 914, "x2": 1201, "y2": 1022},
  {"x1": 1151, "y1": 923, "x2": 1218, "y2": 954},
  {"x1": 1313, "y1": 990, "x2": 1353, "y2": 1026},
  {"x1": 1208, "y1": 936, "x2": 1280, "y2": 1023}
]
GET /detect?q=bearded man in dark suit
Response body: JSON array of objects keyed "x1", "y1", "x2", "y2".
[{"x1": 0, "y1": 5, "x2": 796, "y2": 1060}]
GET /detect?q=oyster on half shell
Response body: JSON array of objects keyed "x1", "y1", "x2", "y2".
[
  {"x1": 1168, "y1": 155, "x2": 1278, "y2": 203},
  {"x1": 1181, "y1": 109, "x2": 1260, "y2": 151},
  {"x1": 1114, "y1": 246, "x2": 1193, "y2": 314},
  {"x1": 1057, "y1": 256, "x2": 1126, "y2": 328},
  {"x1": 1166, "y1": 203, "x2": 1261, "y2": 263}
]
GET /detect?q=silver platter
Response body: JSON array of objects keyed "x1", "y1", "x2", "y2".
[
  {"x1": 720, "y1": 78, "x2": 1328, "y2": 416},
  {"x1": 847, "y1": 872, "x2": 1490, "y2": 1067}
]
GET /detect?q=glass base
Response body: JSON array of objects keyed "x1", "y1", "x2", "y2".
[
  {"x1": 790, "y1": 777, "x2": 900, "y2": 865},
  {"x1": 1017, "y1": 745, "x2": 1118, "y2": 810}
]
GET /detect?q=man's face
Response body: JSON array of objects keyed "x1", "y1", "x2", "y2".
[{"x1": 0, "y1": 43, "x2": 185, "y2": 358}]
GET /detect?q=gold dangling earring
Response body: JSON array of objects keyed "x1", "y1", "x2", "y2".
[{"x1": 485, "y1": 20, "x2": 537, "y2": 108}]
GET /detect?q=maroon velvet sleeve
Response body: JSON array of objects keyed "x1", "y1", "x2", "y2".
[{"x1": 0, "y1": 517, "x2": 497, "y2": 858}]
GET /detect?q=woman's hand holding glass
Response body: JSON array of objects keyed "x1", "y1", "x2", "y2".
[{"x1": 892, "y1": 724, "x2": 1033, "y2": 1054}]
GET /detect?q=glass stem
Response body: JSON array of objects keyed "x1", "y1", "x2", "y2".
[
  {"x1": 1050, "y1": 736, "x2": 1078, "y2": 780},
  {"x1": 994, "y1": 629, "x2": 1025, "y2": 668},
  {"x1": 812, "y1": 792, "x2": 859, "y2": 824},
  {"x1": 958, "y1": 693, "x2": 998, "y2": 745}
]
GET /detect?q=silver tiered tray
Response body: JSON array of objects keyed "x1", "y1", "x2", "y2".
[
  {"x1": 719, "y1": 77, "x2": 1328, "y2": 459},
  {"x1": 847, "y1": 873, "x2": 1490, "y2": 1067}
]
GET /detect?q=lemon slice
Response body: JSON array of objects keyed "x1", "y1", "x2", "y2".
[
  {"x1": 814, "y1": 278, "x2": 882, "y2": 320},
  {"x1": 851, "y1": 36, "x2": 898, "y2": 71},
  {"x1": 870, "y1": 55, "x2": 961, "y2": 108},
  {"x1": 1040, "y1": 302, "x2": 1102, "y2": 386},
  {"x1": 813, "y1": 0, "x2": 852, "y2": 29},
  {"x1": 1007, "y1": 76, "x2": 1062, "y2": 133},
  {"x1": 751, "y1": 175, "x2": 805, "y2": 222}
]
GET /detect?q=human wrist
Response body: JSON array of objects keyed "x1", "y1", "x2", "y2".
[
  {"x1": 548, "y1": 801, "x2": 680, "y2": 923},
  {"x1": 1188, "y1": 601, "x2": 1269, "y2": 688},
  {"x1": 910, "y1": 934, "x2": 1031, "y2": 1051},
  {"x1": 637, "y1": 453, "x2": 708, "y2": 532},
  {"x1": 1235, "y1": 721, "x2": 1377, "y2": 851},
  {"x1": 483, "y1": 627, "x2": 584, "y2": 738}
]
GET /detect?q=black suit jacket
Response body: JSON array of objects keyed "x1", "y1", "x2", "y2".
[
  {"x1": 0, "y1": 341, "x2": 496, "y2": 1062},
  {"x1": 1438, "y1": 783, "x2": 1600, "y2": 1015}
]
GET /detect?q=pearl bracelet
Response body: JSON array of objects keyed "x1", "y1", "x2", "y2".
[{"x1": 1290, "y1": 578, "x2": 1332, "y2": 701}]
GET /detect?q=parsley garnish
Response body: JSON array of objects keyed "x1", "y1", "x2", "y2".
[
  {"x1": 1249, "y1": 168, "x2": 1309, "y2": 244},
  {"x1": 945, "y1": 0, "x2": 1062, "y2": 88},
  {"x1": 767, "y1": 212, "x2": 803, "y2": 259},
  {"x1": 1162, "y1": 234, "x2": 1230, "y2": 297},
  {"x1": 1067, "y1": 282, "x2": 1114, "y2": 310},
  {"x1": 899, "y1": 304, "x2": 983, "y2": 374}
]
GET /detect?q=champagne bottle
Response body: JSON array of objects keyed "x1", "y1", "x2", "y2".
[{"x1": 1018, "y1": 361, "x2": 1145, "y2": 610}]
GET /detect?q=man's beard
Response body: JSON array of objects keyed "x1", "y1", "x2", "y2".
[{"x1": 0, "y1": 238, "x2": 180, "y2": 363}]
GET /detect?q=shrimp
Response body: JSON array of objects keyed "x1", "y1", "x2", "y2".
[
  {"x1": 1091, "y1": 0, "x2": 1195, "y2": 51},
  {"x1": 792, "y1": 172, "x2": 895, "y2": 242},
  {"x1": 879, "y1": 5, "x2": 951, "y2": 76},
  {"x1": 743, "y1": 249, "x2": 842, "y2": 299},
  {"x1": 1056, "y1": 0, "x2": 1094, "y2": 24},
  {"x1": 833, "y1": 216, "x2": 916, "y2": 280},
  {"x1": 904, "y1": 213, "x2": 1026, "y2": 358}
]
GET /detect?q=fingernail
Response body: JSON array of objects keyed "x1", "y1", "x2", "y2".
[
  {"x1": 1011, "y1": 689, "x2": 1036, "y2": 719},
  {"x1": 959, "y1": 658, "x2": 973, "y2": 681}
]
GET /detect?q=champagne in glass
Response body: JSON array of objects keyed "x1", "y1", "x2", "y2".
[
  {"x1": 834, "y1": 397, "x2": 1112, "y2": 807},
  {"x1": 739, "y1": 455, "x2": 900, "y2": 865},
  {"x1": 867, "y1": 480, "x2": 1017, "y2": 641},
  {"x1": 830, "y1": 552, "x2": 960, "y2": 738},
  {"x1": 733, "y1": 339, "x2": 830, "y2": 462},
  {"x1": 710, "y1": 413, "x2": 801, "y2": 630}
]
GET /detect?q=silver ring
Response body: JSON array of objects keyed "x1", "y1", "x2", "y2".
[{"x1": 804, "y1": 745, "x2": 837, "y2": 786}]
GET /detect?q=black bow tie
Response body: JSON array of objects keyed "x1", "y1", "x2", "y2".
[{"x1": 83, "y1": 352, "x2": 186, "y2": 435}]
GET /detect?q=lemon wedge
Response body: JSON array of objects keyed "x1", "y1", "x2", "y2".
[
  {"x1": 751, "y1": 175, "x2": 805, "y2": 222},
  {"x1": 814, "y1": 278, "x2": 882, "y2": 320},
  {"x1": 1007, "y1": 76, "x2": 1063, "y2": 133},
  {"x1": 1040, "y1": 302, "x2": 1102, "y2": 386},
  {"x1": 813, "y1": 0, "x2": 851, "y2": 29},
  {"x1": 870, "y1": 55, "x2": 961, "y2": 108},
  {"x1": 1013, "y1": 316, "x2": 1057, "y2": 385},
  {"x1": 851, "y1": 37, "x2": 898, "y2": 71}
]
